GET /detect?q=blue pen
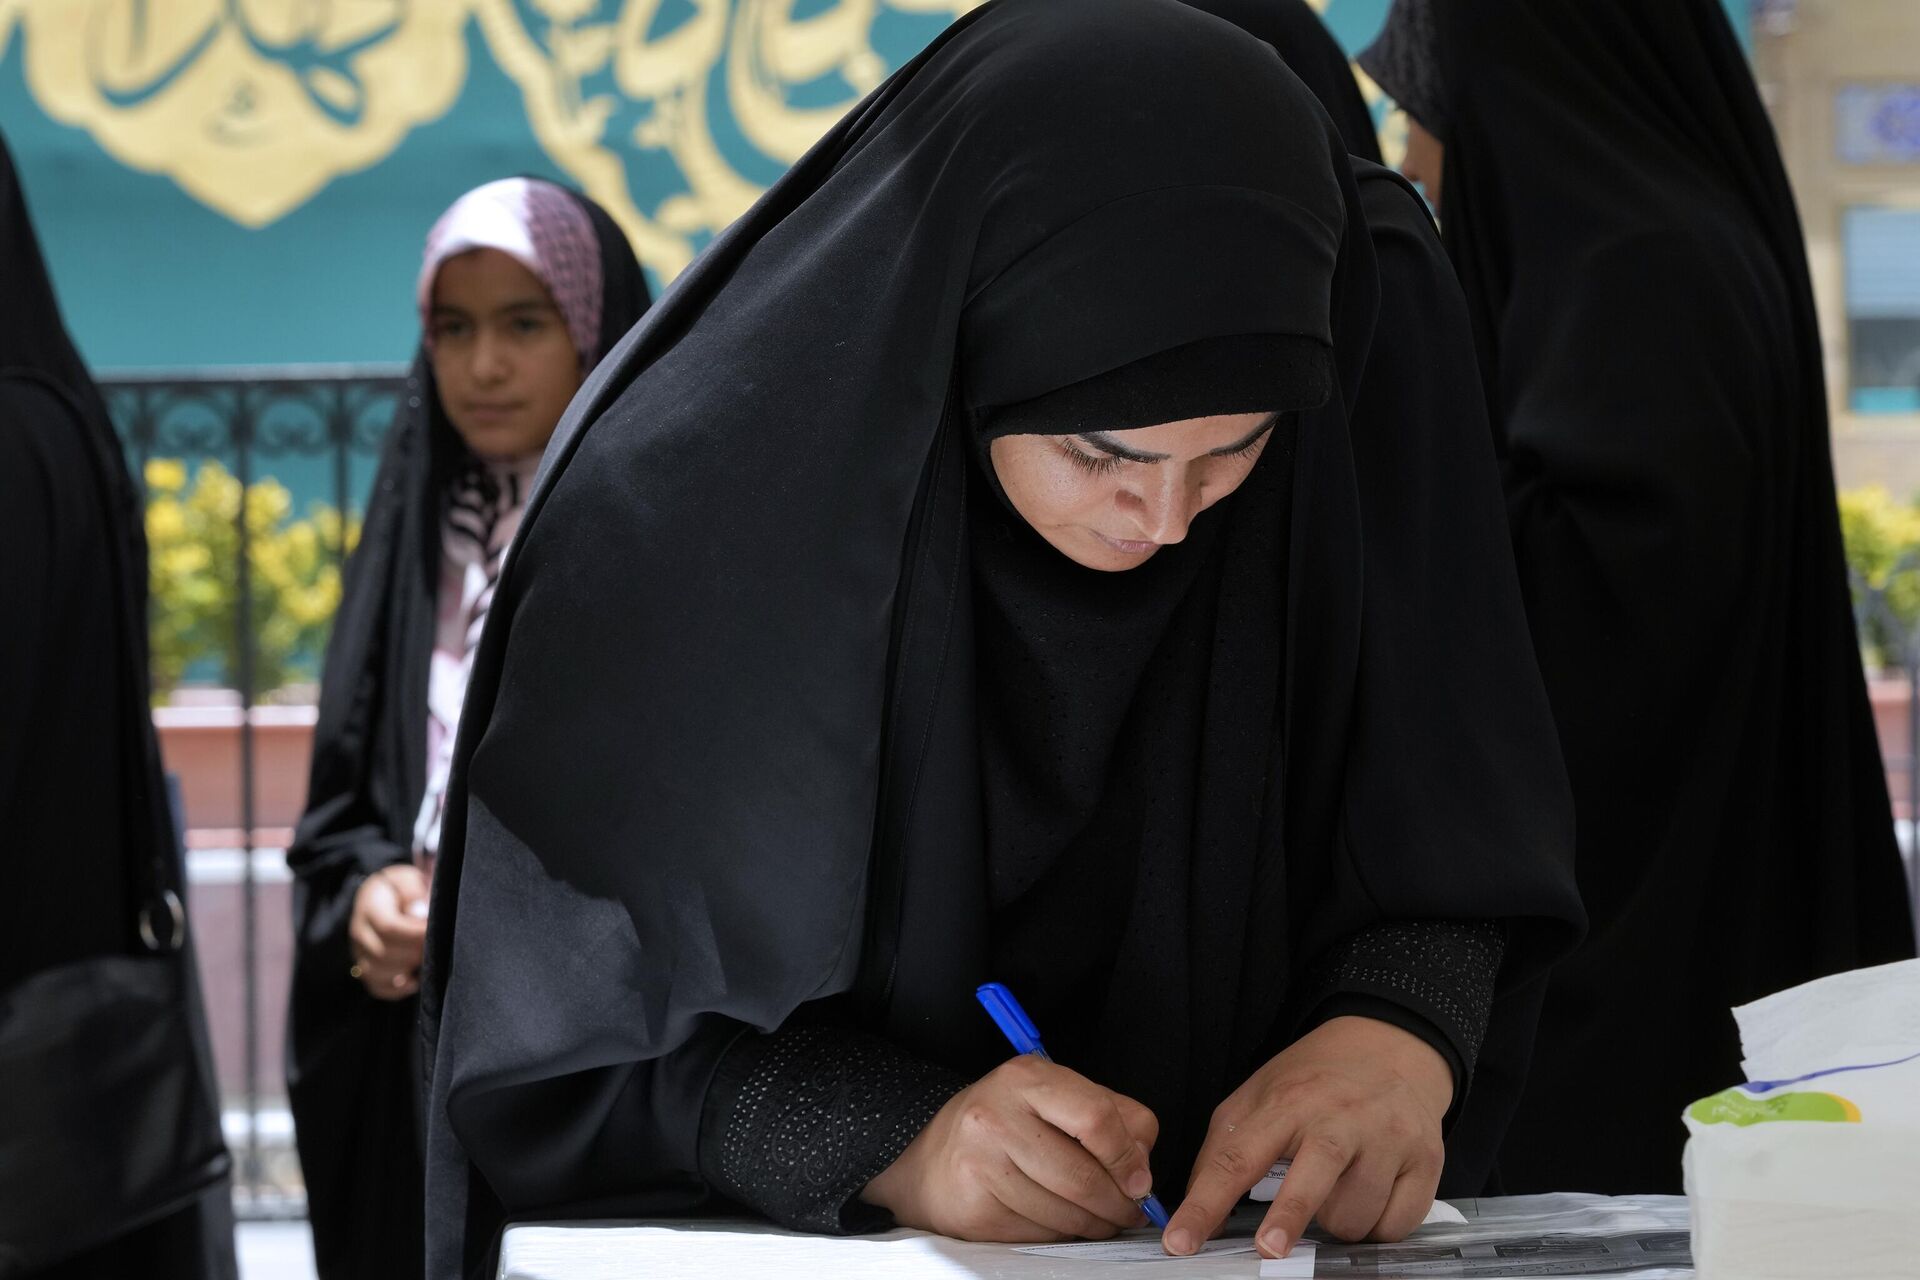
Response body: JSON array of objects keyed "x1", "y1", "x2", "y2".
[{"x1": 975, "y1": 982, "x2": 1172, "y2": 1230}]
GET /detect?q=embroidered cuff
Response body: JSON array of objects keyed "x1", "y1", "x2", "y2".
[{"x1": 698, "y1": 1024, "x2": 968, "y2": 1234}]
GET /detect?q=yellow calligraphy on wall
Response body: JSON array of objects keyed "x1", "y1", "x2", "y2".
[
  {"x1": 13, "y1": 1, "x2": 470, "y2": 226},
  {"x1": 4, "y1": 1, "x2": 1398, "y2": 277},
  {"x1": 5, "y1": 0, "x2": 984, "y2": 276}
]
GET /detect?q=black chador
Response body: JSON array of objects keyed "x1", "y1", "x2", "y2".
[
  {"x1": 1363, "y1": 0, "x2": 1917, "y2": 1194},
  {"x1": 285, "y1": 181, "x2": 647, "y2": 1280},
  {"x1": 419, "y1": 4, "x2": 1586, "y2": 1275},
  {"x1": 0, "y1": 131, "x2": 236, "y2": 1280}
]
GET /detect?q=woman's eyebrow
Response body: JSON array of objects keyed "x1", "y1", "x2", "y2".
[{"x1": 1080, "y1": 411, "x2": 1281, "y2": 463}]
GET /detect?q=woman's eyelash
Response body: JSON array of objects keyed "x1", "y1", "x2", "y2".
[
  {"x1": 1062, "y1": 442, "x2": 1124, "y2": 475},
  {"x1": 1061, "y1": 434, "x2": 1264, "y2": 474}
]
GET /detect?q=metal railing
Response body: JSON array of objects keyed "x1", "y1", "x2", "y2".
[
  {"x1": 1851, "y1": 566, "x2": 1920, "y2": 935},
  {"x1": 104, "y1": 365, "x2": 407, "y2": 1215}
]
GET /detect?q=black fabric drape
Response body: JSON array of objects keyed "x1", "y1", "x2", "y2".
[
  {"x1": 969, "y1": 404, "x2": 1293, "y2": 1187},
  {"x1": 1174, "y1": 2, "x2": 1566, "y2": 1187},
  {"x1": 284, "y1": 182, "x2": 646, "y2": 1280},
  {"x1": 1182, "y1": 0, "x2": 1382, "y2": 163},
  {"x1": 1426, "y1": 0, "x2": 1917, "y2": 1193},
  {"x1": 419, "y1": 4, "x2": 1582, "y2": 1274},
  {"x1": 0, "y1": 131, "x2": 237, "y2": 1280}
]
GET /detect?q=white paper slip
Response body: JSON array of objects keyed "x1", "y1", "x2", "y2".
[
  {"x1": 1251, "y1": 1160, "x2": 1466, "y2": 1226},
  {"x1": 1014, "y1": 1237, "x2": 1259, "y2": 1261},
  {"x1": 1257, "y1": 1241, "x2": 1316, "y2": 1278},
  {"x1": 1251, "y1": 1159, "x2": 1293, "y2": 1200}
]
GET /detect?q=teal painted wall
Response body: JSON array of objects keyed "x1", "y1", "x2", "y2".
[{"x1": 1, "y1": 1, "x2": 1747, "y2": 374}]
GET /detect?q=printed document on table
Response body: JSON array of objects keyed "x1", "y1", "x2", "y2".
[{"x1": 1014, "y1": 1236, "x2": 1258, "y2": 1261}]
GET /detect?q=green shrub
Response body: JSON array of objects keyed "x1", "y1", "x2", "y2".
[
  {"x1": 1839, "y1": 486, "x2": 1920, "y2": 673},
  {"x1": 143, "y1": 458, "x2": 359, "y2": 700}
]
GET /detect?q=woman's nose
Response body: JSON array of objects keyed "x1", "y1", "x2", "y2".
[
  {"x1": 1133, "y1": 467, "x2": 1201, "y2": 544},
  {"x1": 469, "y1": 330, "x2": 510, "y2": 384}
]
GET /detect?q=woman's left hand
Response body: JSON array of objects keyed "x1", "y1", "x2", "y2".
[{"x1": 1162, "y1": 1015, "x2": 1453, "y2": 1260}]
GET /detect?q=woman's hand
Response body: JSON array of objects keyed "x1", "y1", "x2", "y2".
[
  {"x1": 347, "y1": 864, "x2": 430, "y2": 1000},
  {"x1": 862, "y1": 1055, "x2": 1161, "y2": 1242},
  {"x1": 1164, "y1": 1015, "x2": 1452, "y2": 1259}
]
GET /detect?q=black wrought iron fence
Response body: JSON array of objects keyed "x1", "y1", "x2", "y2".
[{"x1": 104, "y1": 365, "x2": 407, "y2": 1216}]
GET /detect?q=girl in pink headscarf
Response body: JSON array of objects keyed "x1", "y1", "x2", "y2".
[{"x1": 285, "y1": 178, "x2": 649, "y2": 1280}]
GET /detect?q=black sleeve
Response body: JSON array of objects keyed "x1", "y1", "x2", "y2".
[
  {"x1": 1299, "y1": 920, "x2": 1505, "y2": 1122},
  {"x1": 446, "y1": 1013, "x2": 967, "y2": 1238},
  {"x1": 289, "y1": 804, "x2": 404, "y2": 974},
  {"x1": 286, "y1": 417, "x2": 421, "y2": 973},
  {"x1": 697, "y1": 1025, "x2": 968, "y2": 1233}
]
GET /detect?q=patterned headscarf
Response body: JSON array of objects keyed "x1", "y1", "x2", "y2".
[
  {"x1": 1357, "y1": 0, "x2": 1450, "y2": 140},
  {"x1": 408, "y1": 178, "x2": 607, "y2": 863},
  {"x1": 416, "y1": 177, "x2": 604, "y2": 366}
]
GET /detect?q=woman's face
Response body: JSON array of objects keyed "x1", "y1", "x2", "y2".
[
  {"x1": 428, "y1": 248, "x2": 585, "y2": 461},
  {"x1": 989, "y1": 411, "x2": 1277, "y2": 572}
]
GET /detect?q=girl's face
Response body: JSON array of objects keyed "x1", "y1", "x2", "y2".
[
  {"x1": 989, "y1": 411, "x2": 1277, "y2": 572},
  {"x1": 428, "y1": 248, "x2": 585, "y2": 461}
]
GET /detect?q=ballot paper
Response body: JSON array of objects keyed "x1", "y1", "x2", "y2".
[
  {"x1": 1014, "y1": 1237, "x2": 1259, "y2": 1261},
  {"x1": 497, "y1": 1195, "x2": 1692, "y2": 1280},
  {"x1": 1251, "y1": 1160, "x2": 1469, "y2": 1227},
  {"x1": 1259, "y1": 1242, "x2": 1317, "y2": 1278}
]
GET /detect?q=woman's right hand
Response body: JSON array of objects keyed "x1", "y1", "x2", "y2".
[
  {"x1": 861, "y1": 1055, "x2": 1160, "y2": 1242},
  {"x1": 347, "y1": 864, "x2": 430, "y2": 1000}
]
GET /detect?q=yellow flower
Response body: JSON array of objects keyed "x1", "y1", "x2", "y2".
[
  {"x1": 146, "y1": 497, "x2": 187, "y2": 543},
  {"x1": 144, "y1": 458, "x2": 188, "y2": 493}
]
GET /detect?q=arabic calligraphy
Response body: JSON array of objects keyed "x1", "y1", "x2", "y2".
[
  {"x1": 475, "y1": 0, "x2": 983, "y2": 275},
  {"x1": 4, "y1": 0, "x2": 1388, "y2": 276},
  {"x1": 15, "y1": 0, "x2": 469, "y2": 226}
]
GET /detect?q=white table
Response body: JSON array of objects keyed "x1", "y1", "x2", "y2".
[{"x1": 500, "y1": 1193, "x2": 1693, "y2": 1279}]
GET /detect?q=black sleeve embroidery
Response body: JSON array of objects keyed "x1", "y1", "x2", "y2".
[
  {"x1": 1299, "y1": 920, "x2": 1505, "y2": 1110},
  {"x1": 698, "y1": 1024, "x2": 969, "y2": 1234}
]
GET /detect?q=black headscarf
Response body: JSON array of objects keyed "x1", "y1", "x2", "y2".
[
  {"x1": 420, "y1": 3, "x2": 1580, "y2": 1271},
  {"x1": 0, "y1": 131, "x2": 237, "y2": 1277},
  {"x1": 1356, "y1": 0, "x2": 1449, "y2": 140},
  {"x1": 1183, "y1": 0, "x2": 1383, "y2": 162},
  {"x1": 1426, "y1": 0, "x2": 1916, "y2": 1193},
  {"x1": 285, "y1": 179, "x2": 646, "y2": 1280}
]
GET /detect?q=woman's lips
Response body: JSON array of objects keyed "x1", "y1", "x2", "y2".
[{"x1": 1091, "y1": 530, "x2": 1159, "y2": 555}]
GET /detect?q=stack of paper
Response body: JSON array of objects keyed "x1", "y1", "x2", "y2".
[{"x1": 1683, "y1": 958, "x2": 1920, "y2": 1280}]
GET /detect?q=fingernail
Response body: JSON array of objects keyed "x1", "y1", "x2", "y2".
[
  {"x1": 1164, "y1": 1228, "x2": 1195, "y2": 1256},
  {"x1": 1124, "y1": 1169, "x2": 1151, "y2": 1198},
  {"x1": 1259, "y1": 1229, "x2": 1290, "y2": 1258}
]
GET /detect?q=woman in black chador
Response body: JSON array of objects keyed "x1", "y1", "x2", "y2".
[
  {"x1": 285, "y1": 177, "x2": 646, "y2": 1279},
  {"x1": 1183, "y1": 0, "x2": 1383, "y2": 163},
  {"x1": 1361, "y1": 0, "x2": 1918, "y2": 1194},
  {"x1": 420, "y1": 3, "x2": 1585, "y2": 1275},
  {"x1": 0, "y1": 132, "x2": 236, "y2": 1279}
]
